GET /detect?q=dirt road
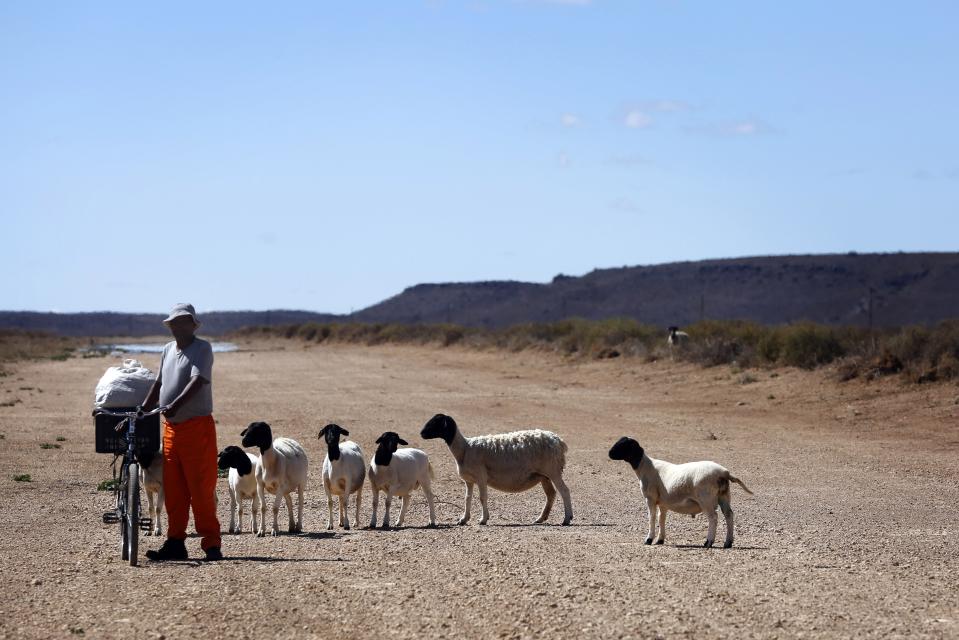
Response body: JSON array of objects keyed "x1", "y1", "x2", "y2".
[{"x1": 1, "y1": 342, "x2": 957, "y2": 639}]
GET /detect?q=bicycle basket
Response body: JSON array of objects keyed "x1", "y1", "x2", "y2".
[{"x1": 94, "y1": 408, "x2": 161, "y2": 454}]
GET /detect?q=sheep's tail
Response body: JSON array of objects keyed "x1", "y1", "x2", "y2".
[
  {"x1": 728, "y1": 474, "x2": 753, "y2": 495},
  {"x1": 428, "y1": 462, "x2": 435, "y2": 480}
]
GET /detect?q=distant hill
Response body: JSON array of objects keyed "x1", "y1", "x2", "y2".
[
  {"x1": 351, "y1": 252, "x2": 959, "y2": 328},
  {"x1": 0, "y1": 310, "x2": 337, "y2": 337},
  {"x1": 3, "y1": 253, "x2": 958, "y2": 336}
]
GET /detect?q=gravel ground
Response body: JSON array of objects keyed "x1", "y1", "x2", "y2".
[{"x1": 1, "y1": 341, "x2": 957, "y2": 639}]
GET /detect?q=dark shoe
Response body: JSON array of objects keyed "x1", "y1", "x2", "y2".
[
  {"x1": 202, "y1": 546, "x2": 223, "y2": 562},
  {"x1": 145, "y1": 538, "x2": 188, "y2": 561}
]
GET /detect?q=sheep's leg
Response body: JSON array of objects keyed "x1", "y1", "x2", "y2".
[
  {"x1": 535, "y1": 478, "x2": 556, "y2": 524},
  {"x1": 383, "y1": 490, "x2": 394, "y2": 529},
  {"x1": 154, "y1": 486, "x2": 163, "y2": 536},
  {"x1": 340, "y1": 482, "x2": 351, "y2": 530},
  {"x1": 257, "y1": 483, "x2": 268, "y2": 537},
  {"x1": 478, "y1": 482, "x2": 490, "y2": 525},
  {"x1": 271, "y1": 492, "x2": 281, "y2": 537},
  {"x1": 645, "y1": 499, "x2": 657, "y2": 544},
  {"x1": 719, "y1": 498, "x2": 734, "y2": 548},
  {"x1": 422, "y1": 482, "x2": 437, "y2": 528},
  {"x1": 236, "y1": 495, "x2": 245, "y2": 534},
  {"x1": 228, "y1": 490, "x2": 238, "y2": 534},
  {"x1": 656, "y1": 507, "x2": 667, "y2": 544},
  {"x1": 144, "y1": 490, "x2": 154, "y2": 536},
  {"x1": 250, "y1": 495, "x2": 259, "y2": 534},
  {"x1": 284, "y1": 492, "x2": 296, "y2": 532},
  {"x1": 369, "y1": 487, "x2": 379, "y2": 529},
  {"x1": 396, "y1": 495, "x2": 411, "y2": 527},
  {"x1": 551, "y1": 475, "x2": 573, "y2": 526},
  {"x1": 458, "y1": 482, "x2": 473, "y2": 525},
  {"x1": 354, "y1": 487, "x2": 362, "y2": 532},
  {"x1": 704, "y1": 508, "x2": 718, "y2": 548},
  {"x1": 326, "y1": 487, "x2": 335, "y2": 530},
  {"x1": 296, "y1": 484, "x2": 304, "y2": 533}
]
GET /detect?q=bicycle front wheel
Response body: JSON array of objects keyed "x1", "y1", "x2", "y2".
[
  {"x1": 119, "y1": 468, "x2": 130, "y2": 561},
  {"x1": 127, "y1": 463, "x2": 140, "y2": 567}
]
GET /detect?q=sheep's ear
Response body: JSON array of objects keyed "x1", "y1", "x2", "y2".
[
  {"x1": 375, "y1": 434, "x2": 384, "y2": 444},
  {"x1": 397, "y1": 437, "x2": 408, "y2": 446},
  {"x1": 317, "y1": 425, "x2": 328, "y2": 439},
  {"x1": 240, "y1": 427, "x2": 249, "y2": 436},
  {"x1": 339, "y1": 427, "x2": 350, "y2": 437}
]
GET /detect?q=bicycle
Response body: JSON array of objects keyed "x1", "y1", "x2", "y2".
[{"x1": 93, "y1": 405, "x2": 166, "y2": 566}]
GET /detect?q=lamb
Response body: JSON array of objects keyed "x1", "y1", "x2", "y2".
[
  {"x1": 217, "y1": 445, "x2": 260, "y2": 534},
  {"x1": 138, "y1": 448, "x2": 163, "y2": 536},
  {"x1": 420, "y1": 413, "x2": 572, "y2": 526},
  {"x1": 318, "y1": 424, "x2": 365, "y2": 531},
  {"x1": 608, "y1": 436, "x2": 753, "y2": 548},
  {"x1": 367, "y1": 431, "x2": 436, "y2": 529},
  {"x1": 240, "y1": 421, "x2": 309, "y2": 537}
]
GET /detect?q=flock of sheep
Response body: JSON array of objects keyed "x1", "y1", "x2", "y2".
[{"x1": 141, "y1": 412, "x2": 753, "y2": 549}]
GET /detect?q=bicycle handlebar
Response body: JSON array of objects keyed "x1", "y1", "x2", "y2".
[{"x1": 93, "y1": 406, "x2": 169, "y2": 419}]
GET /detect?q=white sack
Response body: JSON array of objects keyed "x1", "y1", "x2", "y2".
[{"x1": 94, "y1": 359, "x2": 156, "y2": 408}]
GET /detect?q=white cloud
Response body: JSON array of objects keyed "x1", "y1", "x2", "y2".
[
  {"x1": 556, "y1": 151, "x2": 570, "y2": 168},
  {"x1": 684, "y1": 118, "x2": 774, "y2": 137},
  {"x1": 624, "y1": 110, "x2": 652, "y2": 129},
  {"x1": 609, "y1": 196, "x2": 643, "y2": 213},
  {"x1": 561, "y1": 113, "x2": 581, "y2": 127}
]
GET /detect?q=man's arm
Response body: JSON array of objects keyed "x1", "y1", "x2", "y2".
[
  {"x1": 141, "y1": 376, "x2": 161, "y2": 411},
  {"x1": 163, "y1": 375, "x2": 208, "y2": 420}
]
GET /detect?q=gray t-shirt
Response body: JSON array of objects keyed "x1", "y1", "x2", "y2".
[{"x1": 158, "y1": 337, "x2": 214, "y2": 422}]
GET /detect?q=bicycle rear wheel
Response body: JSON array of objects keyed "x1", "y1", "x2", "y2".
[{"x1": 127, "y1": 463, "x2": 140, "y2": 566}]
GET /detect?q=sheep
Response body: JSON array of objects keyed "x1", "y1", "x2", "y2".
[
  {"x1": 608, "y1": 436, "x2": 753, "y2": 548},
  {"x1": 240, "y1": 421, "x2": 309, "y2": 537},
  {"x1": 138, "y1": 448, "x2": 163, "y2": 536},
  {"x1": 217, "y1": 445, "x2": 260, "y2": 534},
  {"x1": 318, "y1": 424, "x2": 366, "y2": 531},
  {"x1": 420, "y1": 413, "x2": 572, "y2": 526},
  {"x1": 667, "y1": 326, "x2": 689, "y2": 358},
  {"x1": 367, "y1": 431, "x2": 436, "y2": 529}
]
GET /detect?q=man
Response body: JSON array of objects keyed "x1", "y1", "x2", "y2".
[{"x1": 141, "y1": 303, "x2": 222, "y2": 561}]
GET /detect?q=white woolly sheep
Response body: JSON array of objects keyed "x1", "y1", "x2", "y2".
[
  {"x1": 217, "y1": 445, "x2": 260, "y2": 534},
  {"x1": 240, "y1": 421, "x2": 309, "y2": 537},
  {"x1": 318, "y1": 424, "x2": 366, "y2": 531},
  {"x1": 420, "y1": 413, "x2": 573, "y2": 526},
  {"x1": 367, "y1": 431, "x2": 436, "y2": 529},
  {"x1": 138, "y1": 448, "x2": 163, "y2": 536},
  {"x1": 608, "y1": 436, "x2": 753, "y2": 548}
]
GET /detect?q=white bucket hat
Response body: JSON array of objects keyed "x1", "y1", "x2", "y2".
[{"x1": 163, "y1": 303, "x2": 200, "y2": 328}]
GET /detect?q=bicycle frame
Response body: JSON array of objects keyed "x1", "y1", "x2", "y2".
[{"x1": 95, "y1": 405, "x2": 166, "y2": 565}]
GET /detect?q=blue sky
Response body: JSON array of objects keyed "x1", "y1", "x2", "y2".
[{"x1": 2, "y1": 1, "x2": 957, "y2": 314}]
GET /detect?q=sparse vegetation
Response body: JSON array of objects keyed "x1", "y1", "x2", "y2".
[
  {"x1": 0, "y1": 330, "x2": 81, "y2": 365},
  {"x1": 0, "y1": 398, "x2": 21, "y2": 407},
  {"x1": 235, "y1": 318, "x2": 959, "y2": 383},
  {"x1": 97, "y1": 478, "x2": 119, "y2": 491},
  {"x1": 55, "y1": 436, "x2": 66, "y2": 442},
  {"x1": 13, "y1": 474, "x2": 32, "y2": 482},
  {"x1": 40, "y1": 442, "x2": 61, "y2": 450}
]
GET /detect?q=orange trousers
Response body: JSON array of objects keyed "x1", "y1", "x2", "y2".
[{"x1": 162, "y1": 415, "x2": 221, "y2": 550}]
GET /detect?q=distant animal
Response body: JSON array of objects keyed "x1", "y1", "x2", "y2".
[
  {"x1": 608, "y1": 436, "x2": 753, "y2": 548},
  {"x1": 667, "y1": 326, "x2": 689, "y2": 357},
  {"x1": 420, "y1": 413, "x2": 572, "y2": 526},
  {"x1": 240, "y1": 421, "x2": 309, "y2": 537},
  {"x1": 318, "y1": 424, "x2": 366, "y2": 530},
  {"x1": 367, "y1": 431, "x2": 436, "y2": 529}
]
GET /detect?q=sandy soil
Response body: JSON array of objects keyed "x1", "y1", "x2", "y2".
[{"x1": 1, "y1": 341, "x2": 957, "y2": 639}]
